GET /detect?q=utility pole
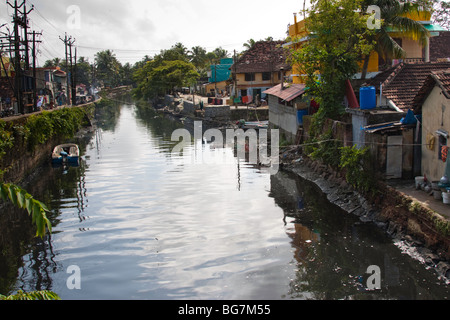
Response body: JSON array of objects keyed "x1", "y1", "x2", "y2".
[
  {"x1": 22, "y1": 1, "x2": 33, "y2": 70},
  {"x1": 7, "y1": 0, "x2": 34, "y2": 114},
  {"x1": 10, "y1": 0, "x2": 23, "y2": 114},
  {"x1": 30, "y1": 30, "x2": 41, "y2": 110},
  {"x1": 59, "y1": 33, "x2": 75, "y2": 105},
  {"x1": 72, "y1": 46, "x2": 77, "y2": 105}
]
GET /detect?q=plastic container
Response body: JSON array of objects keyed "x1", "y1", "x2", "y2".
[
  {"x1": 415, "y1": 176, "x2": 424, "y2": 189},
  {"x1": 297, "y1": 109, "x2": 308, "y2": 125},
  {"x1": 360, "y1": 86, "x2": 376, "y2": 110},
  {"x1": 442, "y1": 191, "x2": 450, "y2": 205}
]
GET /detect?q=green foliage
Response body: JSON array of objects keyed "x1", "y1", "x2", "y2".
[
  {"x1": 0, "y1": 290, "x2": 60, "y2": 300},
  {"x1": 433, "y1": 215, "x2": 450, "y2": 237},
  {"x1": 95, "y1": 50, "x2": 123, "y2": 87},
  {"x1": 308, "y1": 130, "x2": 342, "y2": 168},
  {"x1": 24, "y1": 112, "x2": 54, "y2": 149},
  {"x1": 0, "y1": 120, "x2": 14, "y2": 159},
  {"x1": 23, "y1": 107, "x2": 89, "y2": 151},
  {"x1": 133, "y1": 42, "x2": 232, "y2": 100},
  {"x1": 290, "y1": 0, "x2": 375, "y2": 119},
  {"x1": 133, "y1": 59, "x2": 199, "y2": 99},
  {"x1": 0, "y1": 183, "x2": 52, "y2": 238},
  {"x1": 339, "y1": 145, "x2": 377, "y2": 193}
]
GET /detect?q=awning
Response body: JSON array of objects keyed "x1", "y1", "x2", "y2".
[
  {"x1": 385, "y1": 23, "x2": 447, "y2": 33},
  {"x1": 263, "y1": 83, "x2": 306, "y2": 102}
]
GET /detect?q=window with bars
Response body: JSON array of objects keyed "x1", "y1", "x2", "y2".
[{"x1": 245, "y1": 73, "x2": 255, "y2": 82}]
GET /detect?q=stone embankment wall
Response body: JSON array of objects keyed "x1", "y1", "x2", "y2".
[
  {"x1": 1, "y1": 102, "x2": 96, "y2": 184},
  {"x1": 204, "y1": 106, "x2": 231, "y2": 123},
  {"x1": 281, "y1": 154, "x2": 450, "y2": 282},
  {"x1": 182, "y1": 100, "x2": 196, "y2": 115}
]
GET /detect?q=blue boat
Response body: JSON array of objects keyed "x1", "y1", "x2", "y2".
[{"x1": 52, "y1": 144, "x2": 80, "y2": 165}]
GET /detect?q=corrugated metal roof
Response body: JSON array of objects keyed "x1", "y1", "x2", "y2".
[{"x1": 263, "y1": 83, "x2": 306, "y2": 102}]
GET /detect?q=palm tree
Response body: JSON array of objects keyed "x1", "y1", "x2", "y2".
[
  {"x1": 243, "y1": 39, "x2": 256, "y2": 51},
  {"x1": 95, "y1": 50, "x2": 122, "y2": 87},
  {"x1": 43, "y1": 57, "x2": 62, "y2": 68},
  {"x1": 189, "y1": 46, "x2": 208, "y2": 71},
  {"x1": 360, "y1": 0, "x2": 430, "y2": 79}
]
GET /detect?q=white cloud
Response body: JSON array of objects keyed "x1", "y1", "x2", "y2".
[{"x1": 1, "y1": 0, "x2": 307, "y2": 65}]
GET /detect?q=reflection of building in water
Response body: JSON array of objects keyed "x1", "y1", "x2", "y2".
[
  {"x1": 269, "y1": 171, "x2": 320, "y2": 264},
  {"x1": 288, "y1": 223, "x2": 320, "y2": 264}
]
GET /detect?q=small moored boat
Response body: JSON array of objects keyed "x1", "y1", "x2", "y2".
[{"x1": 52, "y1": 144, "x2": 80, "y2": 164}]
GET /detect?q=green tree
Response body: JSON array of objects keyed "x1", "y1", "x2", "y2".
[
  {"x1": 95, "y1": 50, "x2": 122, "y2": 87},
  {"x1": 243, "y1": 39, "x2": 256, "y2": 51},
  {"x1": 133, "y1": 58, "x2": 199, "y2": 99},
  {"x1": 431, "y1": 0, "x2": 450, "y2": 30},
  {"x1": 75, "y1": 56, "x2": 92, "y2": 86},
  {"x1": 43, "y1": 57, "x2": 62, "y2": 69},
  {"x1": 291, "y1": 0, "x2": 375, "y2": 120},
  {"x1": 360, "y1": 0, "x2": 430, "y2": 78},
  {"x1": 189, "y1": 46, "x2": 208, "y2": 74}
]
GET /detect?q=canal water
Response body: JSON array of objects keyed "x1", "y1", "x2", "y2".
[{"x1": 0, "y1": 101, "x2": 449, "y2": 300}]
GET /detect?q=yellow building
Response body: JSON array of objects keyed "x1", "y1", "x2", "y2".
[
  {"x1": 285, "y1": 10, "x2": 443, "y2": 84},
  {"x1": 231, "y1": 40, "x2": 291, "y2": 102},
  {"x1": 1, "y1": 56, "x2": 14, "y2": 77}
]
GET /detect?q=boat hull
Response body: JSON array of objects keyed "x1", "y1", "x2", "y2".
[{"x1": 51, "y1": 144, "x2": 80, "y2": 166}]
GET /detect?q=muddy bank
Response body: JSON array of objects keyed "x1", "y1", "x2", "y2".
[{"x1": 280, "y1": 150, "x2": 450, "y2": 284}]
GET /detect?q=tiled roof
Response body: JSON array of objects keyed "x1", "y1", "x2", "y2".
[
  {"x1": 232, "y1": 40, "x2": 291, "y2": 74},
  {"x1": 433, "y1": 68, "x2": 450, "y2": 97},
  {"x1": 263, "y1": 83, "x2": 306, "y2": 101},
  {"x1": 365, "y1": 61, "x2": 450, "y2": 110},
  {"x1": 430, "y1": 31, "x2": 450, "y2": 62},
  {"x1": 413, "y1": 68, "x2": 450, "y2": 110}
]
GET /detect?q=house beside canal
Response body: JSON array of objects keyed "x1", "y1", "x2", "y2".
[
  {"x1": 264, "y1": 83, "x2": 308, "y2": 143},
  {"x1": 231, "y1": 40, "x2": 291, "y2": 104},
  {"x1": 202, "y1": 58, "x2": 233, "y2": 97},
  {"x1": 350, "y1": 61, "x2": 450, "y2": 179},
  {"x1": 413, "y1": 68, "x2": 450, "y2": 182}
]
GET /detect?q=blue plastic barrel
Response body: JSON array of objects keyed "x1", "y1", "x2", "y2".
[
  {"x1": 297, "y1": 109, "x2": 308, "y2": 125},
  {"x1": 360, "y1": 86, "x2": 376, "y2": 110}
]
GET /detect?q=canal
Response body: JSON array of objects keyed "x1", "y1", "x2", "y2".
[{"x1": 0, "y1": 101, "x2": 448, "y2": 300}]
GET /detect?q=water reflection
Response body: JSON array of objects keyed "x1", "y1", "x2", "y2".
[
  {"x1": 270, "y1": 171, "x2": 449, "y2": 299},
  {"x1": 0, "y1": 101, "x2": 448, "y2": 300}
]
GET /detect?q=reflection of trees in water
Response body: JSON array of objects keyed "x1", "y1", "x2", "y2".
[
  {"x1": 0, "y1": 143, "x2": 89, "y2": 295},
  {"x1": 134, "y1": 101, "x2": 186, "y2": 154},
  {"x1": 270, "y1": 171, "x2": 450, "y2": 300},
  {"x1": 94, "y1": 100, "x2": 122, "y2": 132}
]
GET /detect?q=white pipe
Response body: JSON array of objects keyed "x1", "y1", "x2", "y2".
[{"x1": 388, "y1": 99, "x2": 402, "y2": 112}]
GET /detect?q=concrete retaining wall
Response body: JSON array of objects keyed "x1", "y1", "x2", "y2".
[{"x1": 204, "y1": 105, "x2": 230, "y2": 123}]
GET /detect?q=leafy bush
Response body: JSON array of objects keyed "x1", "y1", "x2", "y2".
[
  {"x1": 0, "y1": 183, "x2": 52, "y2": 238},
  {"x1": 339, "y1": 145, "x2": 377, "y2": 193},
  {"x1": 0, "y1": 120, "x2": 14, "y2": 159},
  {"x1": 308, "y1": 130, "x2": 342, "y2": 168},
  {"x1": 23, "y1": 107, "x2": 90, "y2": 151}
]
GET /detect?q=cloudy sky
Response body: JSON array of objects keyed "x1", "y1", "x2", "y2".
[{"x1": 0, "y1": 0, "x2": 309, "y2": 66}]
